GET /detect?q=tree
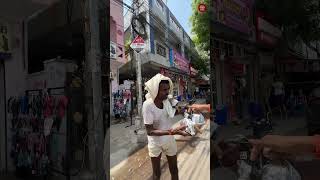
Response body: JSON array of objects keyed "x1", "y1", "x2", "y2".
[
  {"x1": 191, "y1": 36, "x2": 210, "y2": 75},
  {"x1": 190, "y1": 0, "x2": 212, "y2": 75},
  {"x1": 256, "y1": 0, "x2": 320, "y2": 45}
]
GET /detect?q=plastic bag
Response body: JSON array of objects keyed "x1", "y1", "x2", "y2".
[
  {"x1": 181, "y1": 118, "x2": 196, "y2": 136},
  {"x1": 237, "y1": 160, "x2": 252, "y2": 180},
  {"x1": 261, "y1": 161, "x2": 301, "y2": 180}
]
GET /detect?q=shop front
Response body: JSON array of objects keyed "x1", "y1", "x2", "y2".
[
  {"x1": 215, "y1": 54, "x2": 256, "y2": 121},
  {"x1": 160, "y1": 67, "x2": 189, "y2": 99},
  {"x1": 168, "y1": 48, "x2": 190, "y2": 99},
  {"x1": 189, "y1": 66, "x2": 198, "y2": 95}
]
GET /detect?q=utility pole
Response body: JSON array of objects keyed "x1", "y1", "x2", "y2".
[
  {"x1": 83, "y1": 0, "x2": 105, "y2": 179},
  {"x1": 135, "y1": 51, "x2": 143, "y2": 118},
  {"x1": 131, "y1": 0, "x2": 144, "y2": 130}
]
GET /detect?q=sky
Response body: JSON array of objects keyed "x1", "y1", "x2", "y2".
[
  {"x1": 122, "y1": 0, "x2": 193, "y2": 37},
  {"x1": 166, "y1": 0, "x2": 193, "y2": 37}
]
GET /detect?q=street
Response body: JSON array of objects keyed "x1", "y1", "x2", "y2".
[
  {"x1": 213, "y1": 114, "x2": 320, "y2": 180},
  {"x1": 110, "y1": 117, "x2": 210, "y2": 180}
]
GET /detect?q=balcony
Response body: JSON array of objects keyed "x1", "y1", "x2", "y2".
[
  {"x1": 140, "y1": 52, "x2": 170, "y2": 68},
  {"x1": 183, "y1": 35, "x2": 191, "y2": 49},
  {"x1": 169, "y1": 26, "x2": 183, "y2": 41},
  {"x1": 150, "y1": 0, "x2": 167, "y2": 25}
]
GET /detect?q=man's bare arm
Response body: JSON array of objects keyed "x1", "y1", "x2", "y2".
[
  {"x1": 145, "y1": 124, "x2": 171, "y2": 136},
  {"x1": 145, "y1": 124, "x2": 188, "y2": 136}
]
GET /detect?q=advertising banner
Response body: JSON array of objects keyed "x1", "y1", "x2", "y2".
[
  {"x1": 169, "y1": 48, "x2": 190, "y2": 74},
  {"x1": 213, "y1": 0, "x2": 253, "y2": 34}
]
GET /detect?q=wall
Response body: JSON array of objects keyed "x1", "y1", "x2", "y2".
[
  {"x1": 0, "y1": 60, "x2": 5, "y2": 172},
  {"x1": 3, "y1": 21, "x2": 27, "y2": 171},
  {"x1": 28, "y1": 0, "x2": 83, "y2": 41},
  {"x1": 110, "y1": 0, "x2": 125, "y2": 64},
  {"x1": 110, "y1": 0, "x2": 125, "y2": 97}
]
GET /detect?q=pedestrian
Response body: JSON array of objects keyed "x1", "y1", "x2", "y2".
[{"x1": 142, "y1": 74, "x2": 189, "y2": 180}]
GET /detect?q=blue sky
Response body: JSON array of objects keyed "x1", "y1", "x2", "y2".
[
  {"x1": 166, "y1": 0, "x2": 193, "y2": 37},
  {"x1": 122, "y1": 0, "x2": 193, "y2": 37}
]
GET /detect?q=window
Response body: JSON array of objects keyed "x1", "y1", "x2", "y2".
[{"x1": 156, "y1": 43, "x2": 167, "y2": 57}]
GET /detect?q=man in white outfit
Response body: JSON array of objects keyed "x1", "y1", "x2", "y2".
[{"x1": 142, "y1": 74, "x2": 188, "y2": 180}]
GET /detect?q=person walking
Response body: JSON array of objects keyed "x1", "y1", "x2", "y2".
[{"x1": 142, "y1": 74, "x2": 189, "y2": 180}]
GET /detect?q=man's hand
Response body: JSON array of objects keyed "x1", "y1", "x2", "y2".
[
  {"x1": 175, "y1": 106, "x2": 184, "y2": 114},
  {"x1": 175, "y1": 130, "x2": 191, "y2": 136},
  {"x1": 169, "y1": 125, "x2": 187, "y2": 134}
]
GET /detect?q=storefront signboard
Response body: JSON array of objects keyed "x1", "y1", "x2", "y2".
[
  {"x1": 213, "y1": 0, "x2": 253, "y2": 34},
  {"x1": 256, "y1": 11, "x2": 282, "y2": 46},
  {"x1": 110, "y1": 41, "x2": 117, "y2": 59},
  {"x1": 169, "y1": 49, "x2": 190, "y2": 74}
]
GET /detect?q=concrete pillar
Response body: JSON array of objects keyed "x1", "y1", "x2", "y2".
[
  {"x1": 0, "y1": 61, "x2": 6, "y2": 172},
  {"x1": 83, "y1": 0, "x2": 105, "y2": 179}
]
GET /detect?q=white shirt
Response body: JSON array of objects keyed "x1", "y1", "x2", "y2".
[{"x1": 142, "y1": 99, "x2": 174, "y2": 146}]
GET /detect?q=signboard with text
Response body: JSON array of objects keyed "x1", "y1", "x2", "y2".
[
  {"x1": 256, "y1": 11, "x2": 282, "y2": 46},
  {"x1": 169, "y1": 49, "x2": 190, "y2": 74},
  {"x1": 110, "y1": 41, "x2": 117, "y2": 59},
  {"x1": 130, "y1": 36, "x2": 145, "y2": 52},
  {"x1": 213, "y1": 0, "x2": 253, "y2": 34}
]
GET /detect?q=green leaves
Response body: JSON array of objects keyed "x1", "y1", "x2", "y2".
[
  {"x1": 190, "y1": 0, "x2": 211, "y2": 75},
  {"x1": 190, "y1": 0, "x2": 211, "y2": 51}
]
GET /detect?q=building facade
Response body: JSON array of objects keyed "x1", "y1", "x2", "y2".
[
  {"x1": 122, "y1": 0, "x2": 198, "y2": 99},
  {"x1": 110, "y1": 0, "x2": 126, "y2": 93}
]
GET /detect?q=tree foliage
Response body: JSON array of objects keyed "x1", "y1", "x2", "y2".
[
  {"x1": 190, "y1": 0, "x2": 212, "y2": 75},
  {"x1": 191, "y1": 36, "x2": 210, "y2": 75},
  {"x1": 256, "y1": 0, "x2": 320, "y2": 44},
  {"x1": 190, "y1": 0, "x2": 211, "y2": 51}
]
